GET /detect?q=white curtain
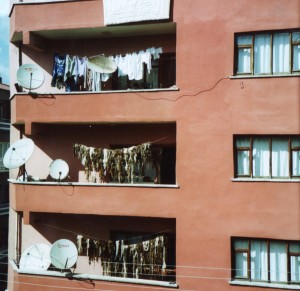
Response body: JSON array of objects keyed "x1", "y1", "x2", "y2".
[
  {"x1": 253, "y1": 138, "x2": 270, "y2": 177},
  {"x1": 251, "y1": 240, "x2": 268, "y2": 280},
  {"x1": 237, "y1": 36, "x2": 252, "y2": 73},
  {"x1": 270, "y1": 242, "x2": 287, "y2": 282},
  {"x1": 273, "y1": 33, "x2": 290, "y2": 74},
  {"x1": 271, "y1": 138, "x2": 289, "y2": 177},
  {"x1": 290, "y1": 243, "x2": 300, "y2": 282},
  {"x1": 292, "y1": 32, "x2": 300, "y2": 71},
  {"x1": 254, "y1": 35, "x2": 271, "y2": 74}
]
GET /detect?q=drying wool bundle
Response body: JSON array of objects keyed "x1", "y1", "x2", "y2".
[
  {"x1": 73, "y1": 142, "x2": 161, "y2": 183},
  {"x1": 77, "y1": 235, "x2": 168, "y2": 280}
]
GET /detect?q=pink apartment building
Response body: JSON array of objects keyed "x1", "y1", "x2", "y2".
[{"x1": 6, "y1": 0, "x2": 300, "y2": 290}]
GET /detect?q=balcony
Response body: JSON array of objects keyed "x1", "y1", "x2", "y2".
[
  {"x1": 9, "y1": 123, "x2": 177, "y2": 215},
  {"x1": 12, "y1": 212, "x2": 177, "y2": 287},
  {"x1": 10, "y1": 0, "x2": 175, "y2": 44}
]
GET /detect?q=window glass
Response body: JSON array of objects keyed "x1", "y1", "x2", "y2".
[
  {"x1": 291, "y1": 255, "x2": 300, "y2": 282},
  {"x1": 270, "y1": 241, "x2": 287, "y2": 282},
  {"x1": 237, "y1": 36, "x2": 252, "y2": 74},
  {"x1": 253, "y1": 138, "x2": 270, "y2": 177},
  {"x1": 292, "y1": 151, "x2": 300, "y2": 176},
  {"x1": 234, "y1": 240, "x2": 248, "y2": 249},
  {"x1": 290, "y1": 242, "x2": 300, "y2": 253},
  {"x1": 292, "y1": 32, "x2": 300, "y2": 71},
  {"x1": 235, "y1": 252, "x2": 248, "y2": 278},
  {"x1": 254, "y1": 34, "x2": 271, "y2": 74},
  {"x1": 293, "y1": 45, "x2": 300, "y2": 71},
  {"x1": 292, "y1": 137, "x2": 300, "y2": 148},
  {"x1": 290, "y1": 243, "x2": 300, "y2": 282},
  {"x1": 238, "y1": 48, "x2": 251, "y2": 73},
  {"x1": 272, "y1": 137, "x2": 289, "y2": 177},
  {"x1": 273, "y1": 33, "x2": 290, "y2": 73},
  {"x1": 236, "y1": 137, "x2": 250, "y2": 148},
  {"x1": 251, "y1": 240, "x2": 268, "y2": 280},
  {"x1": 237, "y1": 36, "x2": 252, "y2": 46},
  {"x1": 237, "y1": 151, "x2": 250, "y2": 175}
]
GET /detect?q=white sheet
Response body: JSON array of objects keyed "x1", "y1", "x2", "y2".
[{"x1": 103, "y1": 0, "x2": 170, "y2": 25}]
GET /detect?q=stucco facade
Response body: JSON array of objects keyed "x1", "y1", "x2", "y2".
[{"x1": 7, "y1": 0, "x2": 300, "y2": 290}]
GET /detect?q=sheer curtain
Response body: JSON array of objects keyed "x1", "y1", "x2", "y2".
[
  {"x1": 271, "y1": 138, "x2": 289, "y2": 177},
  {"x1": 254, "y1": 35, "x2": 271, "y2": 74},
  {"x1": 270, "y1": 242, "x2": 287, "y2": 282},
  {"x1": 237, "y1": 36, "x2": 252, "y2": 73},
  {"x1": 253, "y1": 138, "x2": 270, "y2": 177},
  {"x1": 273, "y1": 33, "x2": 290, "y2": 74},
  {"x1": 251, "y1": 240, "x2": 268, "y2": 280}
]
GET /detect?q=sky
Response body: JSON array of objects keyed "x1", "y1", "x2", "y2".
[{"x1": 0, "y1": 0, "x2": 10, "y2": 85}]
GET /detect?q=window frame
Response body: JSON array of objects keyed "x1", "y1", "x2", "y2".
[
  {"x1": 234, "y1": 29, "x2": 300, "y2": 76},
  {"x1": 234, "y1": 135, "x2": 300, "y2": 179},
  {"x1": 232, "y1": 237, "x2": 300, "y2": 285}
]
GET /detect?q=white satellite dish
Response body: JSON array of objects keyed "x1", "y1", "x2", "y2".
[
  {"x1": 87, "y1": 56, "x2": 117, "y2": 74},
  {"x1": 19, "y1": 243, "x2": 51, "y2": 271},
  {"x1": 49, "y1": 159, "x2": 69, "y2": 181},
  {"x1": 3, "y1": 138, "x2": 34, "y2": 169},
  {"x1": 17, "y1": 64, "x2": 44, "y2": 92},
  {"x1": 50, "y1": 239, "x2": 78, "y2": 270}
]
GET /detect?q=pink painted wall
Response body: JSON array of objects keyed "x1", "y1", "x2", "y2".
[{"x1": 8, "y1": 0, "x2": 300, "y2": 290}]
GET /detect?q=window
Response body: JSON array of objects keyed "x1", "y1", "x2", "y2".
[
  {"x1": 235, "y1": 30, "x2": 300, "y2": 75},
  {"x1": 0, "y1": 142, "x2": 9, "y2": 171},
  {"x1": 232, "y1": 238, "x2": 300, "y2": 284},
  {"x1": 234, "y1": 135, "x2": 300, "y2": 179}
]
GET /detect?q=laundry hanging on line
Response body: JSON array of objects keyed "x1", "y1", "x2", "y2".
[{"x1": 51, "y1": 47, "x2": 163, "y2": 92}]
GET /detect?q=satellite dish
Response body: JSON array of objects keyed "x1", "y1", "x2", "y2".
[
  {"x1": 3, "y1": 138, "x2": 34, "y2": 169},
  {"x1": 19, "y1": 243, "x2": 51, "y2": 271},
  {"x1": 87, "y1": 56, "x2": 117, "y2": 74},
  {"x1": 50, "y1": 239, "x2": 78, "y2": 270},
  {"x1": 17, "y1": 64, "x2": 44, "y2": 92},
  {"x1": 49, "y1": 159, "x2": 69, "y2": 181}
]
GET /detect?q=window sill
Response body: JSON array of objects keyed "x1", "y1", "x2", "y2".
[
  {"x1": 230, "y1": 280, "x2": 300, "y2": 290},
  {"x1": 230, "y1": 73, "x2": 300, "y2": 79},
  {"x1": 232, "y1": 178, "x2": 300, "y2": 183},
  {"x1": 11, "y1": 261, "x2": 178, "y2": 288},
  {"x1": 10, "y1": 86, "x2": 179, "y2": 100},
  {"x1": 8, "y1": 179, "x2": 180, "y2": 188}
]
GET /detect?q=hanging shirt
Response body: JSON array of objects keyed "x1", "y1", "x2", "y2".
[{"x1": 64, "y1": 54, "x2": 77, "y2": 81}]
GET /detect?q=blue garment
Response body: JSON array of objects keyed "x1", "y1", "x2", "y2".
[{"x1": 51, "y1": 53, "x2": 66, "y2": 89}]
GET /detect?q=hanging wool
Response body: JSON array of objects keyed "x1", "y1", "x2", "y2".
[
  {"x1": 73, "y1": 142, "x2": 159, "y2": 183},
  {"x1": 77, "y1": 234, "x2": 168, "y2": 281}
]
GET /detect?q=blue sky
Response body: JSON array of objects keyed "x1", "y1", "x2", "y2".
[{"x1": 0, "y1": 0, "x2": 10, "y2": 85}]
